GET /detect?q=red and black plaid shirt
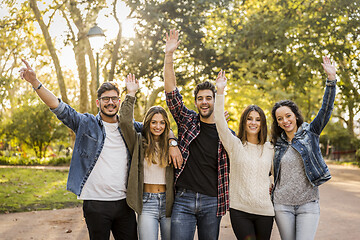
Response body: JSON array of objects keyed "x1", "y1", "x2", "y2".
[{"x1": 166, "y1": 88, "x2": 230, "y2": 217}]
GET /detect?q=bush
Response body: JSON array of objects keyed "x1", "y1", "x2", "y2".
[
  {"x1": 355, "y1": 149, "x2": 360, "y2": 166},
  {"x1": 0, "y1": 156, "x2": 71, "y2": 166},
  {"x1": 320, "y1": 121, "x2": 360, "y2": 157}
]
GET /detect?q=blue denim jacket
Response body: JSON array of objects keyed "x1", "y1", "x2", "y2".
[
  {"x1": 51, "y1": 100, "x2": 142, "y2": 196},
  {"x1": 273, "y1": 80, "x2": 337, "y2": 191}
]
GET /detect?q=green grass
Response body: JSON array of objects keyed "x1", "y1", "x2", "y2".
[{"x1": 0, "y1": 168, "x2": 82, "y2": 213}]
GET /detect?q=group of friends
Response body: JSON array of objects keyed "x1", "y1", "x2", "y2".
[{"x1": 19, "y1": 29, "x2": 337, "y2": 240}]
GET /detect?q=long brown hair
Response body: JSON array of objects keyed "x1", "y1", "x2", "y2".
[
  {"x1": 238, "y1": 105, "x2": 267, "y2": 145},
  {"x1": 142, "y1": 106, "x2": 170, "y2": 167},
  {"x1": 271, "y1": 100, "x2": 304, "y2": 145}
]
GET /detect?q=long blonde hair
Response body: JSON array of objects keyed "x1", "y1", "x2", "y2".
[{"x1": 142, "y1": 106, "x2": 170, "y2": 167}]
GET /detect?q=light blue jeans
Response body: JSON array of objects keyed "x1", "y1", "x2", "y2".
[
  {"x1": 274, "y1": 200, "x2": 320, "y2": 240},
  {"x1": 171, "y1": 189, "x2": 222, "y2": 240},
  {"x1": 138, "y1": 192, "x2": 171, "y2": 240}
]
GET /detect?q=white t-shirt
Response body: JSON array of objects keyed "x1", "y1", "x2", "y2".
[{"x1": 79, "y1": 121, "x2": 128, "y2": 200}]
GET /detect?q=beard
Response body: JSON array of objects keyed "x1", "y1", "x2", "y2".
[
  {"x1": 197, "y1": 106, "x2": 214, "y2": 119},
  {"x1": 100, "y1": 103, "x2": 118, "y2": 118}
]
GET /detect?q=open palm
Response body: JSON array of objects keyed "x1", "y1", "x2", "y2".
[
  {"x1": 165, "y1": 29, "x2": 181, "y2": 54},
  {"x1": 125, "y1": 73, "x2": 139, "y2": 94},
  {"x1": 216, "y1": 70, "x2": 227, "y2": 91},
  {"x1": 321, "y1": 56, "x2": 336, "y2": 80}
]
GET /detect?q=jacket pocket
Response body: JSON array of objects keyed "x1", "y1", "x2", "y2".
[{"x1": 79, "y1": 133, "x2": 97, "y2": 158}]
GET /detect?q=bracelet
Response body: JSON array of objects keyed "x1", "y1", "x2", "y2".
[
  {"x1": 33, "y1": 83, "x2": 43, "y2": 91},
  {"x1": 168, "y1": 137, "x2": 177, "y2": 141},
  {"x1": 326, "y1": 78, "x2": 337, "y2": 86}
]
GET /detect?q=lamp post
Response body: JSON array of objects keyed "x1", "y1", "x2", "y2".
[{"x1": 87, "y1": 24, "x2": 105, "y2": 89}]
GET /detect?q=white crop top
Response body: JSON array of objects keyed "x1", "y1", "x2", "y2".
[{"x1": 143, "y1": 158, "x2": 166, "y2": 184}]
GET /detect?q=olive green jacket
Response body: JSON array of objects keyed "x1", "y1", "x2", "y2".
[{"x1": 119, "y1": 95, "x2": 174, "y2": 217}]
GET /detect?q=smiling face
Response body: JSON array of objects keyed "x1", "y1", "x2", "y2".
[
  {"x1": 246, "y1": 110, "x2": 261, "y2": 137},
  {"x1": 149, "y1": 113, "x2": 166, "y2": 140},
  {"x1": 275, "y1": 106, "x2": 298, "y2": 136},
  {"x1": 96, "y1": 90, "x2": 120, "y2": 121},
  {"x1": 195, "y1": 89, "x2": 215, "y2": 120}
]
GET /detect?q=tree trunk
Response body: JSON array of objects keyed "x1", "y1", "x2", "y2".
[
  {"x1": 347, "y1": 102, "x2": 355, "y2": 138},
  {"x1": 73, "y1": 40, "x2": 89, "y2": 113},
  {"x1": 85, "y1": 41, "x2": 98, "y2": 114},
  {"x1": 145, "y1": 86, "x2": 164, "y2": 112},
  {"x1": 108, "y1": 26, "x2": 122, "y2": 82},
  {"x1": 67, "y1": 0, "x2": 104, "y2": 113},
  {"x1": 108, "y1": 0, "x2": 122, "y2": 82},
  {"x1": 29, "y1": 0, "x2": 69, "y2": 104}
]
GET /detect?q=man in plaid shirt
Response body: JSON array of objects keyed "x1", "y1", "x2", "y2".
[{"x1": 164, "y1": 29, "x2": 230, "y2": 240}]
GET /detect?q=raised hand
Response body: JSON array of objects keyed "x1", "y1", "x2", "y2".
[
  {"x1": 125, "y1": 73, "x2": 139, "y2": 96},
  {"x1": 321, "y1": 56, "x2": 336, "y2": 81},
  {"x1": 215, "y1": 70, "x2": 227, "y2": 94},
  {"x1": 19, "y1": 59, "x2": 37, "y2": 84},
  {"x1": 165, "y1": 29, "x2": 181, "y2": 54}
]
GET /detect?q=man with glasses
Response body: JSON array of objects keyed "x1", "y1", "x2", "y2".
[{"x1": 19, "y1": 59, "x2": 181, "y2": 240}]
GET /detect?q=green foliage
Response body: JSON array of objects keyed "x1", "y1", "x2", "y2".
[
  {"x1": 206, "y1": 0, "x2": 360, "y2": 133},
  {"x1": 0, "y1": 168, "x2": 81, "y2": 213},
  {"x1": 0, "y1": 0, "x2": 51, "y2": 111},
  {"x1": 1, "y1": 102, "x2": 69, "y2": 158},
  {"x1": 116, "y1": 0, "x2": 233, "y2": 119},
  {"x1": 355, "y1": 150, "x2": 360, "y2": 166},
  {"x1": 1, "y1": 0, "x2": 359, "y2": 154},
  {"x1": 320, "y1": 120, "x2": 360, "y2": 152}
]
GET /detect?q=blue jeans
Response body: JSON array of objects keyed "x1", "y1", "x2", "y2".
[
  {"x1": 138, "y1": 192, "x2": 171, "y2": 240},
  {"x1": 274, "y1": 200, "x2": 320, "y2": 240},
  {"x1": 171, "y1": 189, "x2": 222, "y2": 240}
]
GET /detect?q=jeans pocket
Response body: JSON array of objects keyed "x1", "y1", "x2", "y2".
[
  {"x1": 143, "y1": 194, "x2": 150, "y2": 204},
  {"x1": 176, "y1": 190, "x2": 185, "y2": 198}
]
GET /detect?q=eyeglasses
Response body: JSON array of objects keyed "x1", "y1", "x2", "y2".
[{"x1": 99, "y1": 96, "x2": 120, "y2": 103}]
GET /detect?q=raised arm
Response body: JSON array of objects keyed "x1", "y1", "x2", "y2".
[
  {"x1": 214, "y1": 70, "x2": 239, "y2": 152},
  {"x1": 119, "y1": 74, "x2": 140, "y2": 154},
  {"x1": 310, "y1": 56, "x2": 337, "y2": 135},
  {"x1": 19, "y1": 59, "x2": 59, "y2": 109},
  {"x1": 164, "y1": 29, "x2": 181, "y2": 93}
]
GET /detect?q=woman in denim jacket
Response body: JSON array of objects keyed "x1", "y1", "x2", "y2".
[
  {"x1": 120, "y1": 74, "x2": 174, "y2": 240},
  {"x1": 270, "y1": 56, "x2": 337, "y2": 240}
]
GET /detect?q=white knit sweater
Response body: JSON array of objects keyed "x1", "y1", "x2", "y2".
[{"x1": 214, "y1": 94, "x2": 275, "y2": 216}]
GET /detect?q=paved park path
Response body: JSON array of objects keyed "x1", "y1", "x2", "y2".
[{"x1": 1, "y1": 163, "x2": 359, "y2": 239}]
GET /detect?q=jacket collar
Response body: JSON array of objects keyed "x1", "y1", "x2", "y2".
[{"x1": 279, "y1": 123, "x2": 306, "y2": 143}]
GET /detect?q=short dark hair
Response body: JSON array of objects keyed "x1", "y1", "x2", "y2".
[
  {"x1": 97, "y1": 82, "x2": 120, "y2": 98},
  {"x1": 193, "y1": 81, "x2": 216, "y2": 100},
  {"x1": 271, "y1": 100, "x2": 304, "y2": 144}
]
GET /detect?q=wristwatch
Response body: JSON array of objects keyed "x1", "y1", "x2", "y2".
[{"x1": 169, "y1": 139, "x2": 178, "y2": 147}]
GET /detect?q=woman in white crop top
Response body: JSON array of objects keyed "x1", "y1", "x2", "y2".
[
  {"x1": 214, "y1": 70, "x2": 274, "y2": 240},
  {"x1": 120, "y1": 74, "x2": 174, "y2": 240}
]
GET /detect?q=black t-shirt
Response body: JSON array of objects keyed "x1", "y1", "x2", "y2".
[{"x1": 176, "y1": 121, "x2": 219, "y2": 197}]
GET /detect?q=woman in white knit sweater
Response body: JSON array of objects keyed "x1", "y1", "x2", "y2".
[{"x1": 214, "y1": 70, "x2": 274, "y2": 240}]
